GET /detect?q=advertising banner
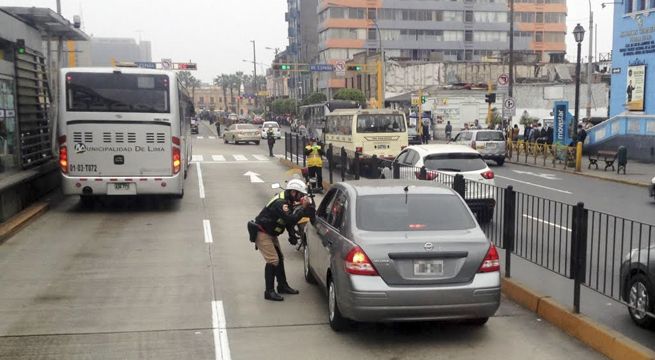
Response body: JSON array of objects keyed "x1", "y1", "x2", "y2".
[
  {"x1": 626, "y1": 65, "x2": 646, "y2": 111},
  {"x1": 553, "y1": 101, "x2": 572, "y2": 146}
]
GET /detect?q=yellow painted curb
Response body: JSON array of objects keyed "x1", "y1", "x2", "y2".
[
  {"x1": 502, "y1": 277, "x2": 655, "y2": 360},
  {"x1": 0, "y1": 202, "x2": 49, "y2": 244}
]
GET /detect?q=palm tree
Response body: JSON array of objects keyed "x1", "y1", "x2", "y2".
[
  {"x1": 214, "y1": 74, "x2": 230, "y2": 112},
  {"x1": 234, "y1": 72, "x2": 244, "y2": 114},
  {"x1": 178, "y1": 71, "x2": 201, "y2": 101},
  {"x1": 227, "y1": 74, "x2": 238, "y2": 113}
]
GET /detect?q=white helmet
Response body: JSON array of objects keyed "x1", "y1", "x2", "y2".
[{"x1": 286, "y1": 178, "x2": 308, "y2": 194}]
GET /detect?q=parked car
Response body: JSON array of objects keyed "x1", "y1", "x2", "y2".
[
  {"x1": 381, "y1": 144, "x2": 496, "y2": 223},
  {"x1": 451, "y1": 130, "x2": 507, "y2": 166},
  {"x1": 190, "y1": 118, "x2": 199, "y2": 134},
  {"x1": 304, "y1": 180, "x2": 501, "y2": 331},
  {"x1": 620, "y1": 245, "x2": 655, "y2": 329},
  {"x1": 223, "y1": 123, "x2": 260, "y2": 145},
  {"x1": 261, "y1": 121, "x2": 282, "y2": 139}
]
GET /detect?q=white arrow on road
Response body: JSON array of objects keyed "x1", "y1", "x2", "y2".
[
  {"x1": 512, "y1": 170, "x2": 560, "y2": 181},
  {"x1": 243, "y1": 171, "x2": 264, "y2": 183}
]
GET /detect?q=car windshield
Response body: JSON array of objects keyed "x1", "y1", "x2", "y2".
[
  {"x1": 356, "y1": 114, "x2": 406, "y2": 133},
  {"x1": 237, "y1": 124, "x2": 255, "y2": 130},
  {"x1": 476, "y1": 131, "x2": 505, "y2": 141},
  {"x1": 356, "y1": 194, "x2": 476, "y2": 231},
  {"x1": 423, "y1": 153, "x2": 487, "y2": 172}
]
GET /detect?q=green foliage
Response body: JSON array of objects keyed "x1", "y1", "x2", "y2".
[
  {"x1": 302, "y1": 92, "x2": 327, "y2": 106},
  {"x1": 519, "y1": 110, "x2": 539, "y2": 126},
  {"x1": 333, "y1": 88, "x2": 366, "y2": 104},
  {"x1": 271, "y1": 98, "x2": 297, "y2": 115}
]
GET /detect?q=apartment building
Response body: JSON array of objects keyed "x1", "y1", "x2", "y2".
[{"x1": 513, "y1": 0, "x2": 567, "y2": 63}]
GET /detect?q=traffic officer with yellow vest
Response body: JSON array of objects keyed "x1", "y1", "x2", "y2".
[
  {"x1": 254, "y1": 179, "x2": 315, "y2": 301},
  {"x1": 304, "y1": 137, "x2": 324, "y2": 192}
]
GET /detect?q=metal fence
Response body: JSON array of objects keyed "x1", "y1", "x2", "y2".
[{"x1": 284, "y1": 132, "x2": 654, "y2": 319}]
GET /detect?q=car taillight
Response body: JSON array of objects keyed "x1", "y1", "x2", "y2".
[
  {"x1": 481, "y1": 170, "x2": 495, "y2": 180},
  {"x1": 478, "y1": 244, "x2": 500, "y2": 273},
  {"x1": 415, "y1": 170, "x2": 438, "y2": 181},
  {"x1": 59, "y1": 146, "x2": 68, "y2": 174},
  {"x1": 355, "y1": 146, "x2": 363, "y2": 153},
  {"x1": 345, "y1": 246, "x2": 378, "y2": 276}
]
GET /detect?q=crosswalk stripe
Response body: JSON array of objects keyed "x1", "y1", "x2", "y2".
[
  {"x1": 197, "y1": 136, "x2": 204, "y2": 140},
  {"x1": 192, "y1": 155, "x2": 204, "y2": 162},
  {"x1": 274, "y1": 154, "x2": 284, "y2": 159},
  {"x1": 233, "y1": 154, "x2": 248, "y2": 161},
  {"x1": 212, "y1": 155, "x2": 226, "y2": 162},
  {"x1": 252, "y1": 154, "x2": 269, "y2": 161},
  {"x1": 209, "y1": 136, "x2": 216, "y2": 139}
]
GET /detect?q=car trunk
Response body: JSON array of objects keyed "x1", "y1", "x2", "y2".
[
  {"x1": 358, "y1": 230, "x2": 490, "y2": 286},
  {"x1": 66, "y1": 122, "x2": 172, "y2": 177}
]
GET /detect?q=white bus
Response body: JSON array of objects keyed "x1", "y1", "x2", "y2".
[
  {"x1": 58, "y1": 67, "x2": 192, "y2": 203},
  {"x1": 299, "y1": 100, "x2": 360, "y2": 141},
  {"x1": 325, "y1": 109, "x2": 408, "y2": 172}
]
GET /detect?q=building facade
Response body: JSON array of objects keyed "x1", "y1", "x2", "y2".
[
  {"x1": 513, "y1": 0, "x2": 567, "y2": 63},
  {"x1": 193, "y1": 86, "x2": 250, "y2": 115}
]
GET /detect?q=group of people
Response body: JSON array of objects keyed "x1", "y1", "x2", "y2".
[{"x1": 522, "y1": 123, "x2": 555, "y2": 145}]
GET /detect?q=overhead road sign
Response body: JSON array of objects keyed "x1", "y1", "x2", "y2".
[
  {"x1": 135, "y1": 61, "x2": 156, "y2": 69},
  {"x1": 309, "y1": 64, "x2": 334, "y2": 72}
]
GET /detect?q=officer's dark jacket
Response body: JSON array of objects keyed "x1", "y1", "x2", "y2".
[{"x1": 255, "y1": 191, "x2": 306, "y2": 236}]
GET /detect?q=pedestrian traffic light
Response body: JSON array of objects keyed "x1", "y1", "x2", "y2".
[
  {"x1": 347, "y1": 65, "x2": 363, "y2": 71},
  {"x1": 485, "y1": 93, "x2": 497, "y2": 104},
  {"x1": 421, "y1": 95, "x2": 427, "y2": 104},
  {"x1": 16, "y1": 39, "x2": 25, "y2": 55}
]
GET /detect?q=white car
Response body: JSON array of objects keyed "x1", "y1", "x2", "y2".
[
  {"x1": 381, "y1": 144, "x2": 496, "y2": 223},
  {"x1": 261, "y1": 121, "x2": 281, "y2": 139}
]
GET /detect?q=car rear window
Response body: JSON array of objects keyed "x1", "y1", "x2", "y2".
[
  {"x1": 264, "y1": 123, "x2": 280, "y2": 128},
  {"x1": 423, "y1": 153, "x2": 487, "y2": 172},
  {"x1": 476, "y1": 131, "x2": 505, "y2": 141},
  {"x1": 356, "y1": 194, "x2": 476, "y2": 231}
]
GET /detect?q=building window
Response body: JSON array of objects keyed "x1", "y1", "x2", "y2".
[
  {"x1": 199, "y1": 96, "x2": 205, "y2": 104},
  {"x1": 367, "y1": 8, "x2": 376, "y2": 20},
  {"x1": 465, "y1": 11, "x2": 473, "y2": 22},
  {"x1": 637, "y1": 0, "x2": 646, "y2": 11},
  {"x1": 465, "y1": 31, "x2": 473, "y2": 42},
  {"x1": 465, "y1": 50, "x2": 473, "y2": 61},
  {"x1": 535, "y1": 31, "x2": 543, "y2": 42},
  {"x1": 626, "y1": 0, "x2": 634, "y2": 13},
  {"x1": 536, "y1": 12, "x2": 544, "y2": 23},
  {"x1": 210, "y1": 97, "x2": 215, "y2": 104}
]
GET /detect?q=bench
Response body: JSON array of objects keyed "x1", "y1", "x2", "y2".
[{"x1": 588, "y1": 150, "x2": 618, "y2": 171}]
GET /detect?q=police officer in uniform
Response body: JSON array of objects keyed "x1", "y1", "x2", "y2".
[
  {"x1": 304, "y1": 137, "x2": 324, "y2": 192},
  {"x1": 266, "y1": 127, "x2": 276, "y2": 157},
  {"x1": 254, "y1": 179, "x2": 315, "y2": 301}
]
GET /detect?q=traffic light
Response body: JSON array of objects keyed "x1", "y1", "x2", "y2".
[
  {"x1": 178, "y1": 63, "x2": 197, "y2": 70},
  {"x1": 272, "y1": 64, "x2": 292, "y2": 70},
  {"x1": 421, "y1": 95, "x2": 427, "y2": 104},
  {"x1": 485, "y1": 93, "x2": 497, "y2": 104},
  {"x1": 16, "y1": 39, "x2": 25, "y2": 55},
  {"x1": 347, "y1": 65, "x2": 363, "y2": 71}
]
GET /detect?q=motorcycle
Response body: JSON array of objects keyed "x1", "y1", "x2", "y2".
[
  {"x1": 275, "y1": 171, "x2": 318, "y2": 252},
  {"x1": 301, "y1": 166, "x2": 323, "y2": 194}
]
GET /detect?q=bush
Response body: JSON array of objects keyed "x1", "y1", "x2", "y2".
[
  {"x1": 333, "y1": 89, "x2": 366, "y2": 104},
  {"x1": 302, "y1": 92, "x2": 327, "y2": 105}
]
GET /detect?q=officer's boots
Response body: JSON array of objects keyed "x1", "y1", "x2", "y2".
[
  {"x1": 276, "y1": 260, "x2": 299, "y2": 295},
  {"x1": 264, "y1": 264, "x2": 284, "y2": 301}
]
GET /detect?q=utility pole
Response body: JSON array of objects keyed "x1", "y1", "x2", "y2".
[
  {"x1": 251, "y1": 40, "x2": 258, "y2": 110},
  {"x1": 586, "y1": 3, "x2": 594, "y2": 121},
  {"x1": 508, "y1": 0, "x2": 514, "y2": 125}
]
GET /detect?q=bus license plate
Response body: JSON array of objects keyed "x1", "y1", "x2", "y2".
[
  {"x1": 375, "y1": 144, "x2": 389, "y2": 149},
  {"x1": 108, "y1": 183, "x2": 135, "y2": 195},
  {"x1": 414, "y1": 260, "x2": 444, "y2": 276}
]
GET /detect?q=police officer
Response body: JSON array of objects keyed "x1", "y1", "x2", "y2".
[
  {"x1": 254, "y1": 179, "x2": 315, "y2": 301},
  {"x1": 266, "y1": 127, "x2": 275, "y2": 157},
  {"x1": 304, "y1": 137, "x2": 324, "y2": 192}
]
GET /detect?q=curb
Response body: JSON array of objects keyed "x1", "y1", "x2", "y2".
[
  {"x1": 501, "y1": 277, "x2": 655, "y2": 360},
  {"x1": 506, "y1": 160, "x2": 650, "y2": 188},
  {"x1": 0, "y1": 202, "x2": 49, "y2": 245}
]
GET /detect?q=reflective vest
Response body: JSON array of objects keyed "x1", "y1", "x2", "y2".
[{"x1": 306, "y1": 145, "x2": 323, "y2": 167}]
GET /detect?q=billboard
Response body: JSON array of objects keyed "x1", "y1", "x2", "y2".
[
  {"x1": 626, "y1": 65, "x2": 646, "y2": 111},
  {"x1": 553, "y1": 101, "x2": 572, "y2": 146}
]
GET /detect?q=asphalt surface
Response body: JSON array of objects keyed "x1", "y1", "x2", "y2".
[{"x1": 0, "y1": 122, "x2": 607, "y2": 359}]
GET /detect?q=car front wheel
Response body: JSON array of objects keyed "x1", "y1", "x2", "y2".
[
  {"x1": 627, "y1": 274, "x2": 655, "y2": 329},
  {"x1": 328, "y1": 277, "x2": 350, "y2": 331}
]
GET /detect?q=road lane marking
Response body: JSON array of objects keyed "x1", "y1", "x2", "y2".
[
  {"x1": 212, "y1": 300, "x2": 231, "y2": 360},
  {"x1": 496, "y1": 175, "x2": 572, "y2": 194},
  {"x1": 243, "y1": 171, "x2": 264, "y2": 183},
  {"x1": 512, "y1": 170, "x2": 560, "y2": 180},
  {"x1": 209, "y1": 136, "x2": 216, "y2": 139},
  {"x1": 233, "y1": 154, "x2": 248, "y2": 161},
  {"x1": 197, "y1": 136, "x2": 205, "y2": 139},
  {"x1": 192, "y1": 155, "x2": 204, "y2": 162},
  {"x1": 197, "y1": 163, "x2": 205, "y2": 199},
  {"x1": 212, "y1": 155, "x2": 226, "y2": 162},
  {"x1": 203, "y1": 220, "x2": 213, "y2": 243},
  {"x1": 252, "y1": 154, "x2": 269, "y2": 161},
  {"x1": 523, "y1": 214, "x2": 572, "y2": 232}
]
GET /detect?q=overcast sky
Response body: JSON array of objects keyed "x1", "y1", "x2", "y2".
[{"x1": 2, "y1": 1, "x2": 614, "y2": 82}]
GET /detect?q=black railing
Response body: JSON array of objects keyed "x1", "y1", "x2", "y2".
[{"x1": 285, "y1": 140, "x2": 655, "y2": 319}]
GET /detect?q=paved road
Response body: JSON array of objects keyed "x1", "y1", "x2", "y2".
[{"x1": 0, "y1": 123, "x2": 606, "y2": 359}]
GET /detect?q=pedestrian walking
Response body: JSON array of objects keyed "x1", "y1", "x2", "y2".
[
  {"x1": 215, "y1": 121, "x2": 221, "y2": 137},
  {"x1": 252, "y1": 179, "x2": 315, "y2": 301},
  {"x1": 266, "y1": 127, "x2": 276, "y2": 157},
  {"x1": 445, "y1": 121, "x2": 452, "y2": 140},
  {"x1": 422, "y1": 117, "x2": 430, "y2": 144}
]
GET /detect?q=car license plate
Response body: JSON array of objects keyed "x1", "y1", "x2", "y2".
[
  {"x1": 375, "y1": 144, "x2": 389, "y2": 149},
  {"x1": 414, "y1": 260, "x2": 444, "y2": 276},
  {"x1": 486, "y1": 143, "x2": 496, "y2": 149},
  {"x1": 108, "y1": 183, "x2": 135, "y2": 195}
]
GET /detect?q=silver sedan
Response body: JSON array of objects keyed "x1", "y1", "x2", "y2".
[{"x1": 304, "y1": 180, "x2": 501, "y2": 331}]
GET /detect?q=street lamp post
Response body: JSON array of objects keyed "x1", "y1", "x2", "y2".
[
  {"x1": 573, "y1": 23, "x2": 586, "y2": 140},
  {"x1": 586, "y1": 0, "x2": 594, "y2": 121},
  {"x1": 251, "y1": 40, "x2": 258, "y2": 110}
]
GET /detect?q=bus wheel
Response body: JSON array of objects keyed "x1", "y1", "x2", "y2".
[{"x1": 173, "y1": 189, "x2": 184, "y2": 199}]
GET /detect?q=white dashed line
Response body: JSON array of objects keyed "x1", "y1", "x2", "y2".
[
  {"x1": 212, "y1": 155, "x2": 226, "y2": 162},
  {"x1": 522, "y1": 214, "x2": 572, "y2": 232},
  {"x1": 212, "y1": 300, "x2": 231, "y2": 360},
  {"x1": 232, "y1": 154, "x2": 248, "y2": 161},
  {"x1": 197, "y1": 136, "x2": 205, "y2": 140},
  {"x1": 496, "y1": 175, "x2": 573, "y2": 194},
  {"x1": 209, "y1": 136, "x2": 216, "y2": 139},
  {"x1": 203, "y1": 219, "x2": 213, "y2": 243},
  {"x1": 196, "y1": 163, "x2": 205, "y2": 199}
]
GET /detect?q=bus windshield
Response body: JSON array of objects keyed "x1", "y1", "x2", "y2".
[
  {"x1": 66, "y1": 72, "x2": 170, "y2": 113},
  {"x1": 356, "y1": 114, "x2": 406, "y2": 133}
]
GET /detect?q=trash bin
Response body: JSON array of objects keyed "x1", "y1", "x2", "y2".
[{"x1": 617, "y1": 146, "x2": 627, "y2": 174}]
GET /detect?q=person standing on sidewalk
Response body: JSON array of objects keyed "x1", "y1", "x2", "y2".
[
  {"x1": 266, "y1": 127, "x2": 276, "y2": 157},
  {"x1": 445, "y1": 121, "x2": 452, "y2": 140}
]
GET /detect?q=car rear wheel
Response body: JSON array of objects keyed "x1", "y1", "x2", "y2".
[
  {"x1": 627, "y1": 274, "x2": 655, "y2": 329},
  {"x1": 328, "y1": 277, "x2": 350, "y2": 331},
  {"x1": 303, "y1": 245, "x2": 317, "y2": 284},
  {"x1": 495, "y1": 158, "x2": 505, "y2": 166}
]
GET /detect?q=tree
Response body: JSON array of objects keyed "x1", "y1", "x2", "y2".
[
  {"x1": 178, "y1": 71, "x2": 201, "y2": 100},
  {"x1": 213, "y1": 74, "x2": 230, "y2": 112},
  {"x1": 302, "y1": 92, "x2": 327, "y2": 105},
  {"x1": 333, "y1": 88, "x2": 366, "y2": 104}
]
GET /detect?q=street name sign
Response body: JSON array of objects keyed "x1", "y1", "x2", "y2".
[
  {"x1": 310, "y1": 64, "x2": 334, "y2": 72},
  {"x1": 136, "y1": 61, "x2": 156, "y2": 69}
]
